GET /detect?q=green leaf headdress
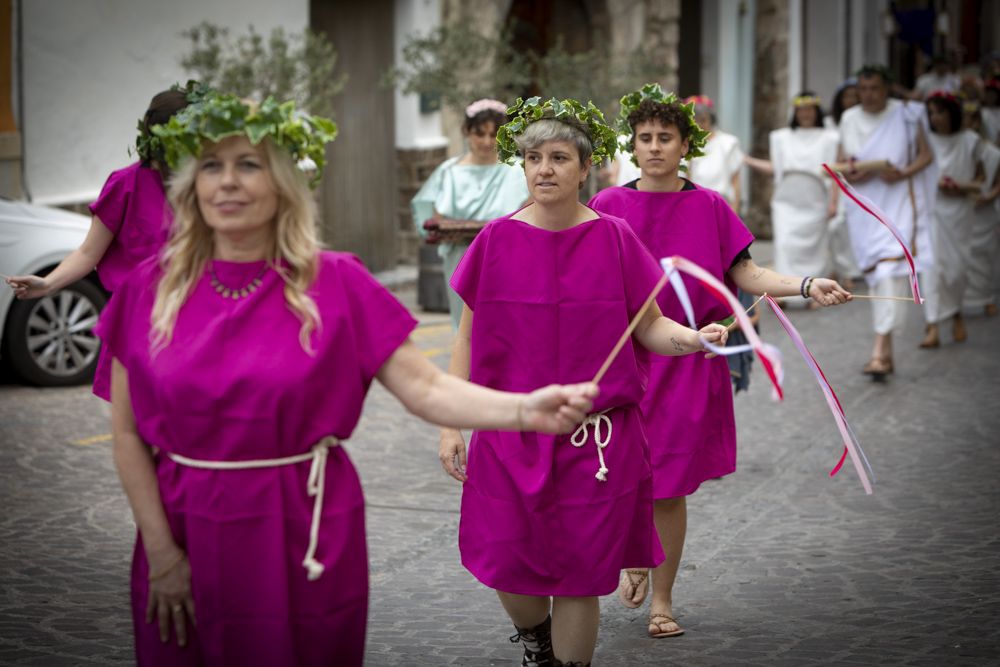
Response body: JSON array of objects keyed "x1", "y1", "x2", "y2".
[
  {"x1": 151, "y1": 91, "x2": 339, "y2": 187},
  {"x1": 134, "y1": 80, "x2": 211, "y2": 166},
  {"x1": 495, "y1": 96, "x2": 619, "y2": 165},
  {"x1": 616, "y1": 83, "x2": 710, "y2": 167}
]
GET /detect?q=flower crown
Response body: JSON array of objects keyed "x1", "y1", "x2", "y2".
[
  {"x1": 617, "y1": 84, "x2": 710, "y2": 166},
  {"x1": 926, "y1": 89, "x2": 959, "y2": 105},
  {"x1": 495, "y1": 96, "x2": 619, "y2": 165},
  {"x1": 135, "y1": 80, "x2": 210, "y2": 165},
  {"x1": 792, "y1": 94, "x2": 822, "y2": 107},
  {"x1": 684, "y1": 94, "x2": 714, "y2": 109},
  {"x1": 151, "y1": 92, "x2": 338, "y2": 187},
  {"x1": 465, "y1": 98, "x2": 508, "y2": 119}
]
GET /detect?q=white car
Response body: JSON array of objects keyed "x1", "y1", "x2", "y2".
[{"x1": 0, "y1": 198, "x2": 107, "y2": 386}]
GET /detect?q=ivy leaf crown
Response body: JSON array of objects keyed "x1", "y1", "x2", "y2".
[
  {"x1": 134, "y1": 80, "x2": 212, "y2": 166},
  {"x1": 617, "y1": 83, "x2": 710, "y2": 167},
  {"x1": 496, "y1": 96, "x2": 619, "y2": 165},
  {"x1": 150, "y1": 91, "x2": 339, "y2": 187}
]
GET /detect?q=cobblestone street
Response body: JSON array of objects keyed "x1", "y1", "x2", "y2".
[{"x1": 2, "y1": 254, "x2": 999, "y2": 665}]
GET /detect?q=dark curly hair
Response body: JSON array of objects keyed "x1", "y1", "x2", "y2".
[{"x1": 627, "y1": 99, "x2": 693, "y2": 144}]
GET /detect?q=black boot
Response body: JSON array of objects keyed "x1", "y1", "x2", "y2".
[{"x1": 509, "y1": 615, "x2": 555, "y2": 667}]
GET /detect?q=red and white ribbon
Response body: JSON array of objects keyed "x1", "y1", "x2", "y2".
[
  {"x1": 661, "y1": 256, "x2": 784, "y2": 400},
  {"x1": 822, "y1": 163, "x2": 923, "y2": 304},
  {"x1": 762, "y1": 295, "x2": 875, "y2": 494}
]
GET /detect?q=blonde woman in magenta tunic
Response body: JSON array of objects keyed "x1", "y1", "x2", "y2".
[
  {"x1": 5, "y1": 89, "x2": 189, "y2": 399},
  {"x1": 438, "y1": 113, "x2": 731, "y2": 666},
  {"x1": 588, "y1": 92, "x2": 852, "y2": 640},
  {"x1": 95, "y1": 105, "x2": 597, "y2": 665}
]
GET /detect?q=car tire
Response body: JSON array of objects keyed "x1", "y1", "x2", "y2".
[{"x1": 4, "y1": 279, "x2": 107, "y2": 386}]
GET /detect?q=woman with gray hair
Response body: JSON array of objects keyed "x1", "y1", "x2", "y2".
[{"x1": 438, "y1": 97, "x2": 729, "y2": 667}]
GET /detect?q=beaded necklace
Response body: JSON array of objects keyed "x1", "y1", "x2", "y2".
[{"x1": 210, "y1": 264, "x2": 267, "y2": 300}]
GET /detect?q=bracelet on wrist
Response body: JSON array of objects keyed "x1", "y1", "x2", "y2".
[
  {"x1": 800, "y1": 276, "x2": 811, "y2": 299},
  {"x1": 148, "y1": 552, "x2": 186, "y2": 581}
]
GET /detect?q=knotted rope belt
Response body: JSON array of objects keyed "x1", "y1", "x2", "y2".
[
  {"x1": 570, "y1": 410, "x2": 613, "y2": 481},
  {"x1": 166, "y1": 435, "x2": 340, "y2": 581}
]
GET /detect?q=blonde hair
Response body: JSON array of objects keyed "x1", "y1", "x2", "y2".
[{"x1": 151, "y1": 137, "x2": 322, "y2": 352}]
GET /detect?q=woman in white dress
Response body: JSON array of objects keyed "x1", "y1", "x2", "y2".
[
  {"x1": 921, "y1": 91, "x2": 985, "y2": 347},
  {"x1": 962, "y1": 102, "x2": 1000, "y2": 317},
  {"x1": 745, "y1": 92, "x2": 840, "y2": 306},
  {"x1": 684, "y1": 95, "x2": 744, "y2": 212}
]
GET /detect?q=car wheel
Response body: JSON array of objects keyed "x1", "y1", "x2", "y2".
[{"x1": 4, "y1": 279, "x2": 107, "y2": 386}]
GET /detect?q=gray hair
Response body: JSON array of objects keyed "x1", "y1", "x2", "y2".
[{"x1": 514, "y1": 119, "x2": 593, "y2": 163}]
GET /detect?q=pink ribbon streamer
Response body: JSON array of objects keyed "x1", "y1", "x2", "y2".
[
  {"x1": 762, "y1": 295, "x2": 874, "y2": 495},
  {"x1": 660, "y1": 257, "x2": 784, "y2": 401},
  {"x1": 822, "y1": 163, "x2": 923, "y2": 304}
]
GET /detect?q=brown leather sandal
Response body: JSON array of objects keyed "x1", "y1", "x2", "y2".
[
  {"x1": 648, "y1": 612, "x2": 685, "y2": 638},
  {"x1": 617, "y1": 569, "x2": 649, "y2": 609}
]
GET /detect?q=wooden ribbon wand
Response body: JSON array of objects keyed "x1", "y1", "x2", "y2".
[{"x1": 591, "y1": 272, "x2": 668, "y2": 384}]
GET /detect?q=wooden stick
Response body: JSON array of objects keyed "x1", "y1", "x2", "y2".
[
  {"x1": 848, "y1": 294, "x2": 919, "y2": 302},
  {"x1": 828, "y1": 159, "x2": 893, "y2": 174},
  {"x1": 592, "y1": 272, "x2": 668, "y2": 385},
  {"x1": 725, "y1": 293, "x2": 767, "y2": 332}
]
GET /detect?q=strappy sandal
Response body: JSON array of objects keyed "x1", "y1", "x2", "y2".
[
  {"x1": 617, "y1": 568, "x2": 649, "y2": 609},
  {"x1": 648, "y1": 612, "x2": 685, "y2": 638},
  {"x1": 510, "y1": 616, "x2": 555, "y2": 667}
]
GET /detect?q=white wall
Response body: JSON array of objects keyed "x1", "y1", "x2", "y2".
[
  {"x1": 20, "y1": 0, "x2": 308, "y2": 205},
  {"x1": 393, "y1": 0, "x2": 447, "y2": 150}
]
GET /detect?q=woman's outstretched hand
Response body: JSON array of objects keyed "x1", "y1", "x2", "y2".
[
  {"x1": 808, "y1": 278, "x2": 852, "y2": 306},
  {"x1": 4, "y1": 275, "x2": 49, "y2": 300},
  {"x1": 520, "y1": 382, "x2": 599, "y2": 434}
]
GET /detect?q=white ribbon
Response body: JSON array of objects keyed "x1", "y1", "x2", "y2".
[
  {"x1": 571, "y1": 411, "x2": 613, "y2": 481},
  {"x1": 166, "y1": 435, "x2": 340, "y2": 581}
]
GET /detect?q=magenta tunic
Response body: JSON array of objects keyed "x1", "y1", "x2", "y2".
[
  {"x1": 588, "y1": 185, "x2": 754, "y2": 499},
  {"x1": 451, "y1": 213, "x2": 665, "y2": 596},
  {"x1": 95, "y1": 251, "x2": 416, "y2": 667},
  {"x1": 89, "y1": 162, "x2": 173, "y2": 400}
]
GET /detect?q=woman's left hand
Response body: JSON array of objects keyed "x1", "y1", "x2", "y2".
[
  {"x1": 146, "y1": 552, "x2": 195, "y2": 647},
  {"x1": 520, "y1": 383, "x2": 598, "y2": 434},
  {"x1": 808, "y1": 278, "x2": 852, "y2": 306},
  {"x1": 698, "y1": 322, "x2": 729, "y2": 352}
]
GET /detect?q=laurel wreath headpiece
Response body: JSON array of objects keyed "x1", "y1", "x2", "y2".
[
  {"x1": 617, "y1": 83, "x2": 710, "y2": 167},
  {"x1": 151, "y1": 91, "x2": 338, "y2": 186},
  {"x1": 134, "y1": 80, "x2": 210, "y2": 166},
  {"x1": 495, "y1": 96, "x2": 619, "y2": 165}
]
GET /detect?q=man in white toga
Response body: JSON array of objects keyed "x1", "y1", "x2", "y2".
[{"x1": 837, "y1": 65, "x2": 936, "y2": 378}]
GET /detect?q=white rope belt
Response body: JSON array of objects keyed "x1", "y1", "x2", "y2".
[
  {"x1": 166, "y1": 435, "x2": 340, "y2": 581},
  {"x1": 570, "y1": 410, "x2": 613, "y2": 482}
]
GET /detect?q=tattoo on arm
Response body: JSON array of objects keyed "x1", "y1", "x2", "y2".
[
  {"x1": 780, "y1": 278, "x2": 791, "y2": 285},
  {"x1": 670, "y1": 336, "x2": 684, "y2": 352},
  {"x1": 751, "y1": 268, "x2": 764, "y2": 280}
]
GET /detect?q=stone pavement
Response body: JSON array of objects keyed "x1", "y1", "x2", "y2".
[{"x1": 1, "y1": 248, "x2": 999, "y2": 665}]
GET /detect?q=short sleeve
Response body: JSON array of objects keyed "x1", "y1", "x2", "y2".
[
  {"x1": 727, "y1": 136, "x2": 746, "y2": 177},
  {"x1": 89, "y1": 166, "x2": 135, "y2": 235},
  {"x1": 93, "y1": 261, "x2": 149, "y2": 368},
  {"x1": 449, "y1": 222, "x2": 492, "y2": 310},
  {"x1": 410, "y1": 158, "x2": 453, "y2": 237},
  {"x1": 716, "y1": 196, "x2": 756, "y2": 269},
  {"x1": 616, "y1": 223, "x2": 665, "y2": 318},
  {"x1": 336, "y1": 254, "x2": 418, "y2": 382}
]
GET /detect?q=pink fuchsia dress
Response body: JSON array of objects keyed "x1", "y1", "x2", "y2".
[
  {"x1": 95, "y1": 251, "x2": 416, "y2": 666},
  {"x1": 451, "y1": 212, "x2": 665, "y2": 596},
  {"x1": 89, "y1": 162, "x2": 173, "y2": 400},
  {"x1": 588, "y1": 184, "x2": 754, "y2": 499}
]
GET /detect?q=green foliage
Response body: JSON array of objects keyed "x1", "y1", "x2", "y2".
[
  {"x1": 152, "y1": 92, "x2": 339, "y2": 187},
  {"x1": 134, "y1": 80, "x2": 210, "y2": 164},
  {"x1": 386, "y1": 27, "x2": 664, "y2": 116},
  {"x1": 179, "y1": 22, "x2": 346, "y2": 117},
  {"x1": 617, "y1": 83, "x2": 710, "y2": 166},
  {"x1": 496, "y1": 96, "x2": 619, "y2": 165}
]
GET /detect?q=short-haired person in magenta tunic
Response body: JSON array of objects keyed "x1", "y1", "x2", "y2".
[
  {"x1": 588, "y1": 86, "x2": 852, "y2": 640},
  {"x1": 92, "y1": 92, "x2": 598, "y2": 667},
  {"x1": 438, "y1": 98, "x2": 732, "y2": 667},
  {"x1": 5, "y1": 88, "x2": 191, "y2": 399}
]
